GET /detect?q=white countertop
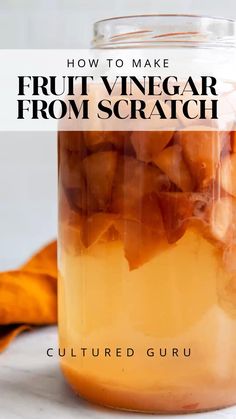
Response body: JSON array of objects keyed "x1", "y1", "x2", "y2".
[{"x1": 0, "y1": 327, "x2": 236, "y2": 419}]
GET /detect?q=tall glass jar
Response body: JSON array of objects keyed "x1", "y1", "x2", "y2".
[{"x1": 58, "y1": 15, "x2": 236, "y2": 413}]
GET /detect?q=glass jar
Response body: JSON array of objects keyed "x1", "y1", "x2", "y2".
[{"x1": 58, "y1": 15, "x2": 236, "y2": 413}]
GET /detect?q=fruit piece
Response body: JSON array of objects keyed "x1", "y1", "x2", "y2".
[
  {"x1": 60, "y1": 149, "x2": 85, "y2": 190},
  {"x1": 190, "y1": 191, "x2": 212, "y2": 222},
  {"x1": 111, "y1": 156, "x2": 170, "y2": 220},
  {"x1": 209, "y1": 197, "x2": 233, "y2": 243},
  {"x1": 84, "y1": 132, "x2": 111, "y2": 151},
  {"x1": 58, "y1": 131, "x2": 87, "y2": 156},
  {"x1": 80, "y1": 213, "x2": 118, "y2": 248},
  {"x1": 83, "y1": 151, "x2": 118, "y2": 210},
  {"x1": 220, "y1": 154, "x2": 236, "y2": 197},
  {"x1": 101, "y1": 225, "x2": 120, "y2": 242},
  {"x1": 116, "y1": 191, "x2": 166, "y2": 233},
  {"x1": 139, "y1": 193, "x2": 166, "y2": 232},
  {"x1": 59, "y1": 143, "x2": 95, "y2": 213},
  {"x1": 153, "y1": 144, "x2": 194, "y2": 192},
  {"x1": 84, "y1": 131, "x2": 131, "y2": 152},
  {"x1": 114, "y1": 219, "x2": 167, "y2": 270},
  {"x1": 220, "y1": 131, "x2": 231, "y2": 158},
  {"x1": 131, "y1": 131, "x2": 173, "y2": 163},
  {"x1": 59, "y1": 211, "x2": 83, "y2": 254},
  {"x1": 231, "y1": 130, "x2": 236, "y2": 153},
  {"x1": 60, "y1": 150, "x2": 99, "y2": 214},
  {"x1": 66, "y1": 187, "x2": 98, "y2": 214},
  {"x1": 190, "y1": 195, "x2": 235, "y2": 246},
  {"x1": 59, "y1": 185, "x2": 71, "y2": 222},
  {"x1": 158, "y1": 192, "x2": 193, "y2": 243},
  {"x1": 175, "y1": 128, "x2": 225, "y2": 187}
]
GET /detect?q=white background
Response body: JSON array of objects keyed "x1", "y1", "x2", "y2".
[{"x1": 0, "y1": 0, "x2": 236, "y2": 269}]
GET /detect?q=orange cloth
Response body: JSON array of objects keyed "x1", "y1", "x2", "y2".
[{"x1": 0, "y1": 241, "x2": 57, "y2": 352}]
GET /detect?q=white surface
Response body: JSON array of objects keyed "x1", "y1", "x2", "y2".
[{"x1": 0, "y1": 327, "x2": 236, "y2": 419}]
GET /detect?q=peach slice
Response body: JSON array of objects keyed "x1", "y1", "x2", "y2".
[
  {"x1": 66, "y1": 187, "x2": 99, "y2": 214},
  {"x1": 220, "y1": 131, "x2": 231, "y2": 158},
  {"x1": 59, "y1": 210, "x2": 83, "y2": 254},
  {"x1": 114, "y1": 219, "x2": 167, "y2": 270},
  {"x1": 131, "y1": 131, "x2": 173, "y2": 163},
  {"x1": 111, "y1": 156, "x2": 170, "y2": 220},
  {"x1": 139, "y1": 193, "x2": 166, "y2": 232},
  {"x1": 191, "y1": 195, "x2": 235, "y2": 247},
  {"x1": 231, "y1": 130, "x2": 236, "y2": 153},
  {"x1": 190, "y1": 191, "x2": 213, "y2": 220},
  {"x1": 80, "y1": 213, "x2": 118, "y2": 248},
  {"x1": 59, "y1": 149, "x2": 85, "y2": 190},
  {"x1": 59, "y1": 185, "x2": 71, "y2": 222},
  {"x1": 186, "y1": 192, "x2": 214, "y2": 243},
  {"x1": 84, "y1": 131, "x2": 113, "y2": 153},
  {"x1": 209, "y1": 197, "x2": 233, "y2": 244},
  {"x1": 175, "y1": 128, "x2": 225, "y2": 187},
  {"x1": 83, "y1": 151, "x2": 118, "y2": 210},
  {"x1": 153, "y1": 144, "x2": 194, "y2": 192},
  {"x1": 158, "y1": 192, "x2": 193, "y2": 243},
  {"x1": 84, "y1": 131, "x2": 130, "y2": 152},
  {"x1": 60, "y1": 150, "x2": 98, "y2": 214},
  {"x1": 100, "y1": 225, "x2": 120, "y2": 243},
  {"x1": 58, "y1": 131, "x2": 87, "y2": 156},
  {"x1": 220, "y1": 153, "x2": 236, "y2": 197},
  {"x1": 84, "y1": 131, "x2": 110, "y2": 151}
]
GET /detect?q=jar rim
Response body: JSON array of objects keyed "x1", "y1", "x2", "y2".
[
  {"x1": 93, "y1": 14, "x2": 236, "y2": 49},
  {"x1": 95, "y1": 14, "x2": 236, "y2": 25}
]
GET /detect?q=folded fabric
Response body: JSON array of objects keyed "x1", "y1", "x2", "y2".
[{"x1": 0, "y1": 241, "x2": 57, "y2": 352}]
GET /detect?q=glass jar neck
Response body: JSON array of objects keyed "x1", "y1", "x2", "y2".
[{"x1": 93, "y1": 14, "x2": 236, "y2": 49}]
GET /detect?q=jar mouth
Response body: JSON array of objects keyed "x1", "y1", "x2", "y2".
[{"x1": 93, "y1": 14, "x2": 236, "y2": 49}]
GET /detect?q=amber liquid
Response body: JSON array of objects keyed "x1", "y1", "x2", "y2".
[{"x1": 58, "y1": 130, "x2": 236, "y2": 413}]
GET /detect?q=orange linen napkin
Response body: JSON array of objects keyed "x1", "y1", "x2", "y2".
[{"x1": 0, "y1": 241, "x2": 57, "y2": 352}]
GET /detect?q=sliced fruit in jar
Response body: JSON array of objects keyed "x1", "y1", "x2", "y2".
[
  {"x1": 231, "y1": 130, "x2": 236, "y2": 153},
  {"x1": 60, "y1": 207, "x2": 119, "y2": 253},
  {"x1": 58, "y1": 131, "x2": 87, "y2": 156},
  {"x1": 80, "y1": 213, "x2": 118, "y2": 248},
  {"x1": 100, "y1": 225, "x2": 120, "y2": 242},
  {"x1": 158, "y1": 192, "x2": 193, "y2": 243},
  {"x1": 209, "y1": 197, "x2": 233, "y2": 243},
  {"x1": 83, "y1": 151, "x2": 118, "y2": 210},
  {"x1": 131, "y1": 131, "x2": 173, "y2": 163},
  {"x1": 60, "y1": 149, "x2": 85, "y2": 190},
  {"x1": 84, "y1": 131, "x2": 130, "y2": 152},
  {"x1": 59, "y1": 211, "x2": 83, "y2": 254},
  {"x1": 59, "y1": 186, "x2": 71, "y2": 221},
  {"x1": 66, "y1": 187, "x2": 99, "y2": 214},
  {"x1": 111, "y1": 156, "x2": 170, "y2": 220},
  {"x1": 221, "y1": 131, "x2": 231, "y2": 157},
  {"x1": 184, "y1": 192, "x2": 213, "y2": 241},
  {"x1": 220, "y1": 153, "x2": 236, "y2": 197},
  {"x1": 153, "y1": 144, "x2": 194, "y2": 192},
  {"x1": 84, "y1": 131, "x2": 110, "y2": 151},
  {"x1": 191, "y1": 196, "x2": 234, "y2": 247},
  {"x1": 139, "y1": 193, "x2": 166, "y2": 232},
  {"x1": 175, "y1": 128, "x2": 225, "y2": 187},
  {"x1": 114, "y1": 219, "x2": 167, "y2": 270}
]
